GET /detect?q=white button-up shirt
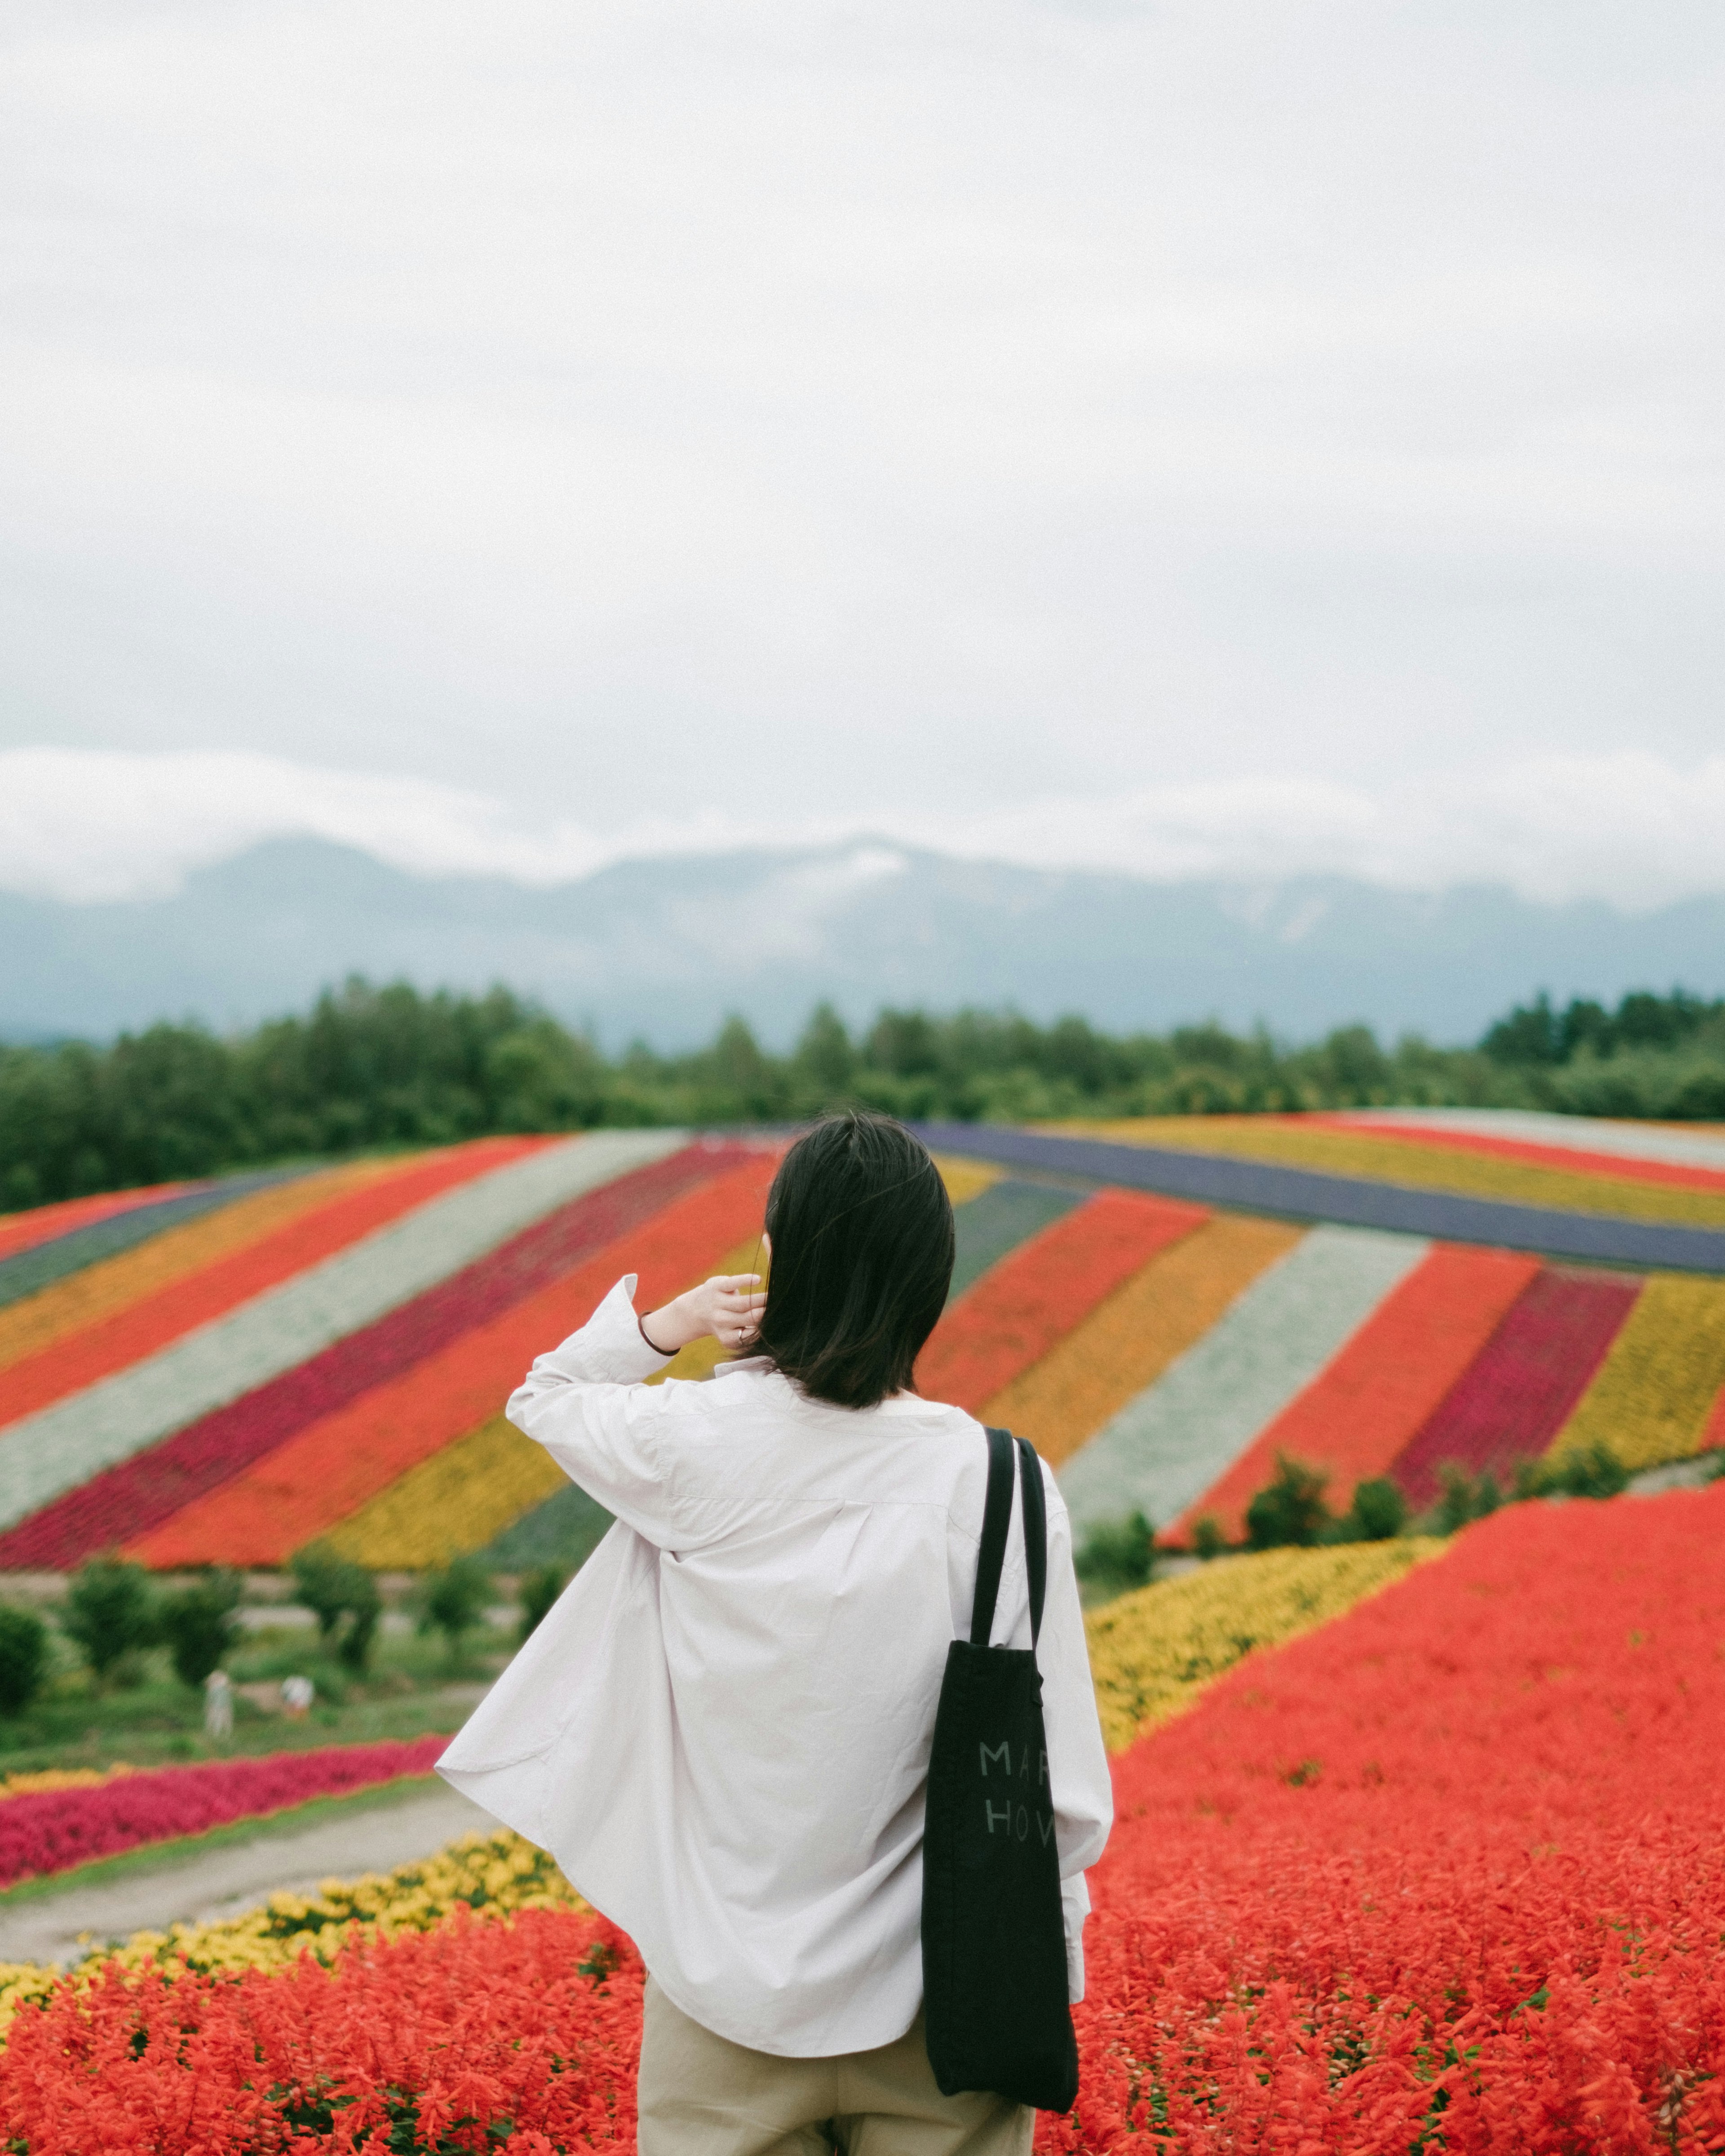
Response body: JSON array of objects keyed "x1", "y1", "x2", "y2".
[{"x1": 438, "y1": 1276, "x2": 1113, "y2": 2059}]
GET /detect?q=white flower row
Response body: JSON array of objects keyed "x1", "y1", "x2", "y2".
[{"x1": 1058, "y1": 1224, "x2": 1429, "y2": 1534}]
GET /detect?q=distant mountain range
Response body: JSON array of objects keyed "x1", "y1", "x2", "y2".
[{"x1": 5, "y1": 837, "x2": 1724, "y2": 1049}]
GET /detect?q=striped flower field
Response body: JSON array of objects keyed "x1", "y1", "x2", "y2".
[{"x1": 0, "y1": 1111, "x2": 1722, "y2": 1571}]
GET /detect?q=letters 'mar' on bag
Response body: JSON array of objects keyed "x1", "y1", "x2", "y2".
[{"x1": 921, "y1": 1427, "x2": 1079, "y2": 2115}]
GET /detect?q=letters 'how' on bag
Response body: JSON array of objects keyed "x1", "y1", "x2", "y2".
[{"x1": 921, "y1": 1426, "x2": 1079, "y2": 2115}]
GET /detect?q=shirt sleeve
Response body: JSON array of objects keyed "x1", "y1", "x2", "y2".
[
  {"x1": 1036, "y1": 1468, "x2": 1113, "y2": 2004},
  {"x1": 504, "y1": 1273, "x2": 691, "y2": 1548}
]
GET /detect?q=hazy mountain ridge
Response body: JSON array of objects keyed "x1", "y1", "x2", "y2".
[{"x1": 5, "y1": 837, "x2": 1725, "y2": 1049}]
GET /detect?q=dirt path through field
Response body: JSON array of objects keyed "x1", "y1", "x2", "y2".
[{"x1": 0, "y1": 1785, "x2": 498, "y2": 1969}]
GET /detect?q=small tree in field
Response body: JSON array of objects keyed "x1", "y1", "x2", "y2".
[
  {"x1": 62, "y1": 1558, "x2": 156, "y2": 1686},
  {"x1": 0, "y1": 1605, "x2": 49, "y2": 1715},
  {"x1": 157, "y1": 1571, "x2": 243, "y2": 1690},
  {"x1": 415, "y1": 1557, "x2": 493, "y2": 1664},
  {"x1": 1245, "y1": 1456, "x2": 1331, "y2": 1551}
]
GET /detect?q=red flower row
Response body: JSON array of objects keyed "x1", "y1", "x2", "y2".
[{"x1": 0, "y1": 1735, "x2": 449, "y2": 1889}]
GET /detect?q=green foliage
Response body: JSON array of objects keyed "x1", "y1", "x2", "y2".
[
  {"x1": 157, "y1": 1570, "x2": 243, "y2": 1690},
  {"x1": 517, "y1": 1564, "x2": 569, "y2": 1643},
  {"x1": 7, "y1": 975, "x2": 1724, "y2": 1213},
  {"x1": 1342, "y1": 1476, "x2": 1408, "y2": 1542},
  {"x1": 1075, "y1": 1512, "x2": 1157, "y2": 1598},
  {"x1": 1245, "y1": 1456, "x2": 1332, "y2": 1551},
  {"x1": 1190, "y1": 1515, "x2": 1227, "y2": 1562},
  {"x1": 62, "y1": 1557, "x2": 158, "y2": 1684},
  {"x1": 290, "y1": 1543, "x2": 382, "y2": 1671},
  {"x1": 0, "y1": 1605, "x2": 49, "y2": 1715},
  {"x1": 414, "y1": 1556, "x2": 493, "y2": 1661}
]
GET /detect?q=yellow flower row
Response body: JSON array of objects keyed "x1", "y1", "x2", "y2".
[
  {"x1": 1552, "y1": 1272, "x2": 1725, "y2": 1473},
  {"x1": 0, "y1": 1826, "x2": 576, "y2": 2034},
  {"x1": 0, "y1": 1764, "x2": 133, "y2": 1800},
  {"x1": 1083, "y1": 1538, "x2": 1445, "y2": 1753},
  {"x1": 1068, "y1": 1117, "x2": 1725, "y2": 1230}
]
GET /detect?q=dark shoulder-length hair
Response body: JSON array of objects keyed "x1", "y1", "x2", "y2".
[{"x1": 755, "y1": 1110, "x2": 955, "y2": 1410}]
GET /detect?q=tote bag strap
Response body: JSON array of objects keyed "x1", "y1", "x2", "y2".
[
  {"x1": 1015, "y1": 1436, "x2": 1047, "y2": 1648},
  {"x1": 969, "y1": 1427, "x2": 1018, "y2": 1646}
]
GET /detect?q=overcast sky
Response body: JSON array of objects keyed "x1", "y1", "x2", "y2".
[{"x1": 3, "y1": 1, "x2": 1722, "y2": 908}]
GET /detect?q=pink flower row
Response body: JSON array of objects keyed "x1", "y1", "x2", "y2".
[{"x1": 0, "y1": 1735, "x2": 449, "y2": 1889}]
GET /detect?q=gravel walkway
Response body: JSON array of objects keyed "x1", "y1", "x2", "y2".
[{"x1": 0, "y1": 1784, "x2": 499, "y2": 1969}]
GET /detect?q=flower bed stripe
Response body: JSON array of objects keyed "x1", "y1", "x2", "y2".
[
  {"x1": 0, "y1": 1169, "x2": 314, "y2": 1315},
  {"x1": 1069, "y1": 1114, "x2": 1725, "y2": 1227},
  {"x1": 0, "y1": 1736, "x2": 448, "y2": 1890},
  {"x1": 1057, "y1": 1224, "x2": 1426, "y2": 1536},
  {"x1": 0, "y1": 1145, "x2": 496, "y2": 1410},
  {"x1": 915, "y1": 1191, "x2": 1206, "y2": 1415},
  {"x1": 1181, "y1": 1242, "x2": 1542, "y2": 1540},
  {"x1": 1548, "y1": 1270, "x2": 1725, "y2": 1474},
  {"x1": 0, "y1": 1138, "x2": 545, "y2": 1423},
  {"x1": 946, "y1": 1177, "x2": 1085, "y2": 1301},
  {"x1": 131, "y1": 1154, "x2": 780, "y2": 1565},
  {"x1": 1309, "y1": 1109, "x2": 1725, "y2": 1195},
  {"x1": 1084, "y1": 1539, "x2": 1443, "y2": 1752},
  {"x1": 979, "y1": 1213, "x2": 1298, "y2": 1468},
  {"x1": 1389, "y1": 1264, "x2": 1642, "y2": 1507},
  {"x1": 929, "y1": 1155, "x2": 1002, "y2": 1210},
  {"x1": 0, "y1": 1134, "x2": 698, "y2": 1567},
  {"x1": 1337, "y1": 1104, "x2": 1725, "y2": 1171},
  {"x1": 0, "y1": 1184, "x2": 202, "y2": 1267},
  {"x1": 327, "y1": 1413, "x2": 563, "y2": 1569}
]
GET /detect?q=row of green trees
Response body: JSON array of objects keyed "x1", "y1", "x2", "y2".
[
  {"x1": 0, "y1": 1546, "x2": 575, "y2": 1721},
  {"x1": 4, "y1": 978, "x2": 1722, "y2": 1211}
]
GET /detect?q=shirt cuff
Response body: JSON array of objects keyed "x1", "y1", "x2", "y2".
[
  {"x1": 1062, "y1": 1872, "x2": 1090, "y2": 2004},
  {"x1": 536, "y1": 1274, "x2": 675, "y2": 1386}
]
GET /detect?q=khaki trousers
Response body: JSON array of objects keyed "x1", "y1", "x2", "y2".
[{"x1": 637, "y1": 1976, "x2": 1035, "y2": 2156}]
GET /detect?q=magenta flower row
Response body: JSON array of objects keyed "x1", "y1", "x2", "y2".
[{"x1": 0, "y1": 1735, "x2": 456, "y2": 1889}]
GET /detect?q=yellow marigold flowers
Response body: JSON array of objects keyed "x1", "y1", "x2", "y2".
[
  {"x1": 328, "y1": 1413, "x2": 564, "y2": 1567},
  {"x1": 1084, "y1": 1539, "x2": 1445, "y2": 1753},
  {"x1": 1551, "y1": 1272, "x2": 1725, "y2": 1473},
  {"x1": 0, "y1": 1827, "x2": 579, "y2": 2036}
]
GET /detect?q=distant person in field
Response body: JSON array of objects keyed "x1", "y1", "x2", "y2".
[{"x1": 440, "y1": 1110, "x2": 1110, "y2": 2156}]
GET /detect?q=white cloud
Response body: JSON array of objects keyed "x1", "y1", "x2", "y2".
[
  {"x1": 4, "y1": 746, "x2": 1723, "y2": 915},
  {"x1": 0, "y1": 1, "x2": 1722, "y2": 856}
]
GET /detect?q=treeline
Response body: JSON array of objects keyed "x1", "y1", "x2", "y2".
[{"x1": 3, "y1": 977, "x2": 1722, "y2": 1211}]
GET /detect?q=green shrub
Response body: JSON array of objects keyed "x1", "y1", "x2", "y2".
[
  {"x1": 1190, "y1": 1515, "x2": 1226, "y2": 1561},
  {"x1": 415, "y1": 1557, "x2": 494, "y2": 1661},
  {"x1": 61, "y1": 1557, "x2": 157, "y2": 1684},
  {"x1": 1345, "y1": 1477, "x2": 1407, "y2": 1542},
  {"x1": 518, "y1": 1565, "x2": 569, "y2": 1643},
  {"x1": 291, "y1": 1542, "x2": 381, "y2": 1671},
  {"x1": 157, "y1": 1571, "x2": 243, "y2": 1689},
  {"x1": 1553, "y1": 1442, "x2": 1630, "y2": 1500},
  {"x1": 1245, "y1": 1457, "x2": 1331, "y2": 1550},
  {"x1": 1075, "y1": 1511, "x2": 1157, "y2": 1595},
  {"x1": 0, "y1": 1604, "x2": 49, "y2": 1715}
]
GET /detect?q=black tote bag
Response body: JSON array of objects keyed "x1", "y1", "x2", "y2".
[{"x1": 921, "y1": 1426, "x2": 1079, "y2": 2115}]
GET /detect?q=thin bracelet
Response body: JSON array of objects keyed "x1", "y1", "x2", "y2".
[{"x1": 639, "y1": 1313, "x2": 673, "y2": 1355}]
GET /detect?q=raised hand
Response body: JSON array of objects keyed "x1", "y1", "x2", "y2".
[{"x1": 639, "y1": 1273, "x2": 767, "y2": 1357}]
